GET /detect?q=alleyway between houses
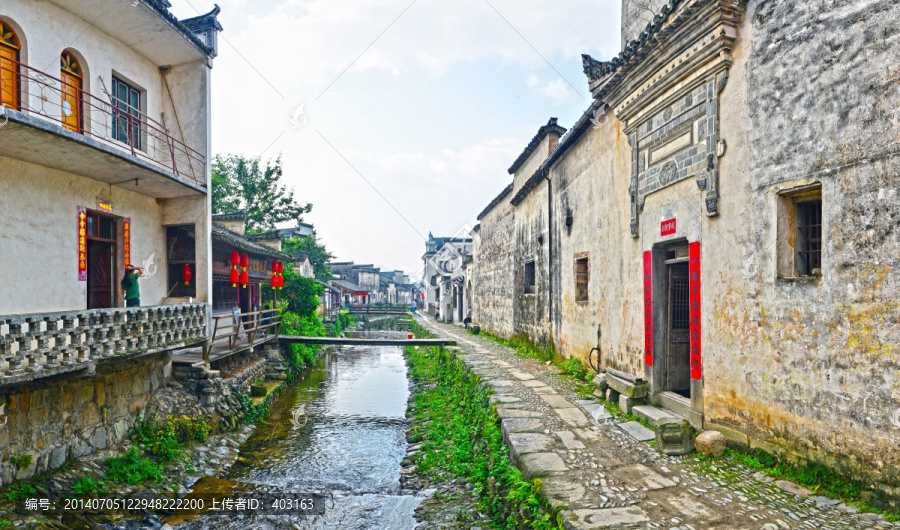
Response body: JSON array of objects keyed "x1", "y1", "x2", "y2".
[{"x1": 413, "y1": 315, "x2": 899, "y2": 530}]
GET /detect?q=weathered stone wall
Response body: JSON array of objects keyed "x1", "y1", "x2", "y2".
[
  {"x1": 550, "y1": 110, "x2": 644, "y2": 374},
  {"x1": 473, "y1": 199, "x2": 515, "y2": 338},
  {"x1": 703, "y1": 0, "x2": 900, "y2": 491},
  {"x1": 0, "y1": 352, "x2": 168, "y2": 484},
  {"x1": 512, "y1": 181, "x2": 552, "y2": 345},
  {"x1": 621, "y1": 0, "x2": 669, "y2": 47}
]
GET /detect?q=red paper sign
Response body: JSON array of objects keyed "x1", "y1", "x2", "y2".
[
  {"x1": 77, "y1": 207, "x2": 87, "y2": 281},
  {"x1": 643, "y1": 251, "x2": 653, "y2": 366},
  {"x1": 689, "y1": 242, "x2": 702, "y2": 380},
  {"x1": 97, "y1": 200, "x2": 114, "y2": 213},
  {"x1": 123, "y1": 218, "x2": 131, "y2": 267},
  {"x1": 661, "y1": 218, "x2": 676, "y2": 236}
]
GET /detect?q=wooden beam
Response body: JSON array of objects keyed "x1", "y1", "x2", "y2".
[{"x1": 277, "y1": 336, "x2": 455, "y2": 347}]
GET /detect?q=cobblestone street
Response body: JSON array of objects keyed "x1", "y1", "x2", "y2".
[{"x1": 414, "y1": 315, "x2": 899, "y2": 530}]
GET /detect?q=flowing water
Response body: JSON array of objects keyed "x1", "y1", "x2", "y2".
[{"x1": 171, "y1": 337, "x2": 424, "y2": 529}]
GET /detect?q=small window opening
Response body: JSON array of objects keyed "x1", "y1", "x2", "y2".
[
  {"x1": 524, "y1": 261, "x2": 536, "y2": 294},
  {"x1": 574, "y1": 256, "x2": 589, "y2": 303}
]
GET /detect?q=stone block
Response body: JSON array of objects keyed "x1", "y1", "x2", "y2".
[
  {"x1": 250, "y1": 384, "x2": 267, "y2": 398},
  {"x1": 632, "y1": 405, "x2": 675, "y2": 426},
  {"x1": 507, "y1": 433, "x2": 556, "y2": 463},
  {"x1": 518, "y1": 452, "x2": 567, "y2": 480},
  {"x1": 655, "y1": 418, "x2": 694, "y2": 456},
  {"x1": 560, "y1": 506, "x2": 649, "y2": 529},
  {"x1": 555, "y1": 408, "x2": 590, "y2": 428},
  {"x1": 619, "y1": 421, "x2": 655, "y2": 442},
  {"x1": 592, "y1": 373, "x2": 608, "y2": 391},
  {"x1": 695, "y1": 431, "x2": 726, "y2": 458},
  {"x1": 605, "y1": 388, "x2": 620, "y2": 402},
  {"x1": 605, "y1": 373, "x2": 647, "y2": 398},
  {"x1": 618, "y1": 394, "x2": 642, "y2": 414},
  {"x1": 501, "y1": 418, "x2": 545, "y2": 442}
]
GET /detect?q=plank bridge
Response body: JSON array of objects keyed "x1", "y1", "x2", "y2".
[{"x1": 277, "y1": 336, "x2": 455, "y2": 347}]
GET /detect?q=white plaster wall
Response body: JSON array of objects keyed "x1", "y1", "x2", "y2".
[{"x1": 0, "y1": 155, "x2": 173, "y2": 314}]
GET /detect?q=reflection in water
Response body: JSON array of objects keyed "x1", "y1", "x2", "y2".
[{"x1": 173, "y1": 342, "x2": 422, "y2": 529}]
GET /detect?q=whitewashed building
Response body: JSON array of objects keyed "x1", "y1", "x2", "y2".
[{"x1": 0, "y1": 0, "x2": 220, "y2": 479}]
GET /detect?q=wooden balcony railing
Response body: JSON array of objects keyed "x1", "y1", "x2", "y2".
[{"x1": 204, "y1": 309, "x2": 283, "y2": 362}]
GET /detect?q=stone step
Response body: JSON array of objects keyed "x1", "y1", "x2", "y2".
[
  {"x1": 657, "y1": 391, "x2": 691, "y2": 419},
  {"x1": 619, "y1": 421, "x2": 656, "y2": 442},
  {"x1": 632, "y1": 405, "x2": 676, "y2": 427},
  {"x1": 618, "y1": 421, "x2": 655, "y2": 442}
]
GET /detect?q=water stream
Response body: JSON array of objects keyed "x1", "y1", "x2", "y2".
[{"x1": 171, "y1": 335, "x2": 424, "y2": 529}]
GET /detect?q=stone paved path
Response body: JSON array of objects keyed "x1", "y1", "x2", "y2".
[{"x1": 414, "y1": 315, "x2": 900, "y2": 530}]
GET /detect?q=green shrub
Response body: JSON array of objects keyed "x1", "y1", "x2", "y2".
[
  {"x1": 131, "y1": 410, "x2": 210, "y2": 463},
  {"x1": 72, "y1": 477, "x2": 106, "y2": 496},
  {"x1": 560, "y1": 356, "x2": 590, "y2": 381},
  {"x1": 105, "y1": 447, "x2": 163, "y2": 485},
  {"x1": 4, "y1": 483, "x2": 36, "y2": 500},
  {"x1": 9, "y1": 454, "x2": 32, "y2": 470}
]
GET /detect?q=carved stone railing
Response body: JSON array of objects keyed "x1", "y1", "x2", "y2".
[{"x1": 0, "y1": 304, "x2": 208, "y2": 384}]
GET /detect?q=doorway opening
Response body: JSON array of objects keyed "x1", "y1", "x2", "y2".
[
  {"x1": 664, "y1": 245, "x2": 691, "y2": 398},
  {"x1": 86, "y1": 211, "x2": 117, "y2": 309}
]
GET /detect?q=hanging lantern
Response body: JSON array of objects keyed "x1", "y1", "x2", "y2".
[
  {"x1": 278, "y1": 261, "x2": 285, "y2": 274},
  {"x1": 240, "y1": 270, "x2": 249, "y2": 288},
  {"x1": 278, "y1": 274, "x2": 285, "y2": 290},
  {"x1": 240, "y1": 253, "x2": 249, "y2": 270},
  {"x1": 272, "y1": 275, "x2": 278, "y2": 290},
  {"x1": 182, "y1": 263, "x2": 192, "y2": 285},
  {"x1": 271, "y1": 260, "x2": 278, "y2": 273},
  {"x1": 230, "y1": 250, "x2": 240, "y2": 267},
  {"x1": 230, "y1": 268, "x2": 239, "y2": 287}
]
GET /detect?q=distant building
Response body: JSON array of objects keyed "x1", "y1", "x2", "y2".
[
  {"x1": 211, "y1": 212, "x2": 289, "y2": 314},
  {"x1": 421, "y1": 232, "x2": 473, "y2": 323}
]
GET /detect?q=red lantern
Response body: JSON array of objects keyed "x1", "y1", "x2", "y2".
[
  {"x1": 230, "y1": 250, "x2": 240, "y2": 267},
  {"x1": 182, "y1": 263, "x2": 192, "y2": 285},
  {"x1": 230, "y1": 268, "x2": 239, "y2": 287},
  {"x1": 240, "y1": 253, "x2": 249, "y2": 270},
  {"x1": 240, "y1": 270, "x2": 249, "y2": 288},
  {"x1": 272, "y1": 260, "x2": 278, "y2": 273}
]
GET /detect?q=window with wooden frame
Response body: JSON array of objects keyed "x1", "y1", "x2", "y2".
[
  {"x1": 166, "y1": 225, "x2": 196, "y2": 298},
  {"x1": 524, "y1": 260, "x2": 536, "y2": 294},
  {"x1": 574, "y1": 254, "x2": 589, "y2": 303},
  {"x1": 111, "y1": 76, "x2": 143, "y2": 150},
  {"x1": 776, "y1": 183, "x2": 822, "y2": 278}
]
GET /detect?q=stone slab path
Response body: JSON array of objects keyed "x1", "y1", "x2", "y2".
[{"x1": 415, "y1": 316, "x2": 899, "y2": 530}]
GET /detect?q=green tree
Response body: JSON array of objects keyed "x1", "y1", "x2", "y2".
[
  {"x1": 281, "y1": 236, "x2": 335, "y2": 282},
  {"x1": 211, "y1": 154, "x2": 312, "y2": 232},
  {"x1": 280, "y1": 269, "x2": 324, "y2": 317}
]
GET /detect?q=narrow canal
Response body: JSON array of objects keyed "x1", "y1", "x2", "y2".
[{"x1": 172, "y1": 336, "x2": 425, "y2": 529}]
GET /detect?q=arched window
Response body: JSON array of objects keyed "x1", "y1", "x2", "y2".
[
  {"x1": 60, "y1": 51, "x2": 83, "y2": 132},
  {"x1": 0, "y1": 20, "x2": 21, "y2": 110}
]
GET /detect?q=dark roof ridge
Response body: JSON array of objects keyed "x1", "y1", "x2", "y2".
[
  {"x1": 582, "y1": 0, "x2": 684, "y2": 82},
  {"x1": 142, "y1": 0, "x2": 222, "y2": 57},
  {"x1": 507, "y1": 118, "x2": 567, "y2": 175},
  {"x1": 476, "y1": 182, "x2": 514, "y2": 220}
]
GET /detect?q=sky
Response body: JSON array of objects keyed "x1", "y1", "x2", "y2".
[{"x1": 168, "y1": 0, "x2": 622, "y2": 278}]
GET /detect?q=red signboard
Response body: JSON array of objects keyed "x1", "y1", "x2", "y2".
[
  {"x1": 97, "y1": 200, "x2": 114, "y2": 213},
  {"x1": 689, "y1": 242, "x2": 702, "y2": 380},
  {"x1": 660, "y1": 218, "x2": 676, "y2": 236},
  {"x1": 123, "y1": 218, "x2": 131, "y2": 266},
  {"x1": 77, "y1": 207, "x2": 87, "y2": 281},
  {"x1": 643, "y1": 251, "x2": 653, "y2": 366}
]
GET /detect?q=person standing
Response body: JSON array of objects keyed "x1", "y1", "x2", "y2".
[{"x1": 121, "y1": 264, "x2": 144, "y2": 307}]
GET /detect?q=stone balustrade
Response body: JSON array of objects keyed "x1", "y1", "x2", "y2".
[{"x1": 0, "y1": 304, "x2": 208, "y2": 384}]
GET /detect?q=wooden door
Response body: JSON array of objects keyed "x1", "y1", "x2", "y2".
[
  {"x1": 0, "y1": 22, "x2": 20, "y2": 110},
  {"x1": 87, "y1": 240, "x2": 114, "y2": 309},
  {"x1": 666, "y1": 263, "x2": 691, "y2": 394},
  {"x1": 60, "y1": 52, "x2": 83, "y2": 132}
]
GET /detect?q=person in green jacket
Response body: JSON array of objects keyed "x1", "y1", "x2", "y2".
[{"x1": 120, "y1": 264, "x2": 144, "y2": 307}]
